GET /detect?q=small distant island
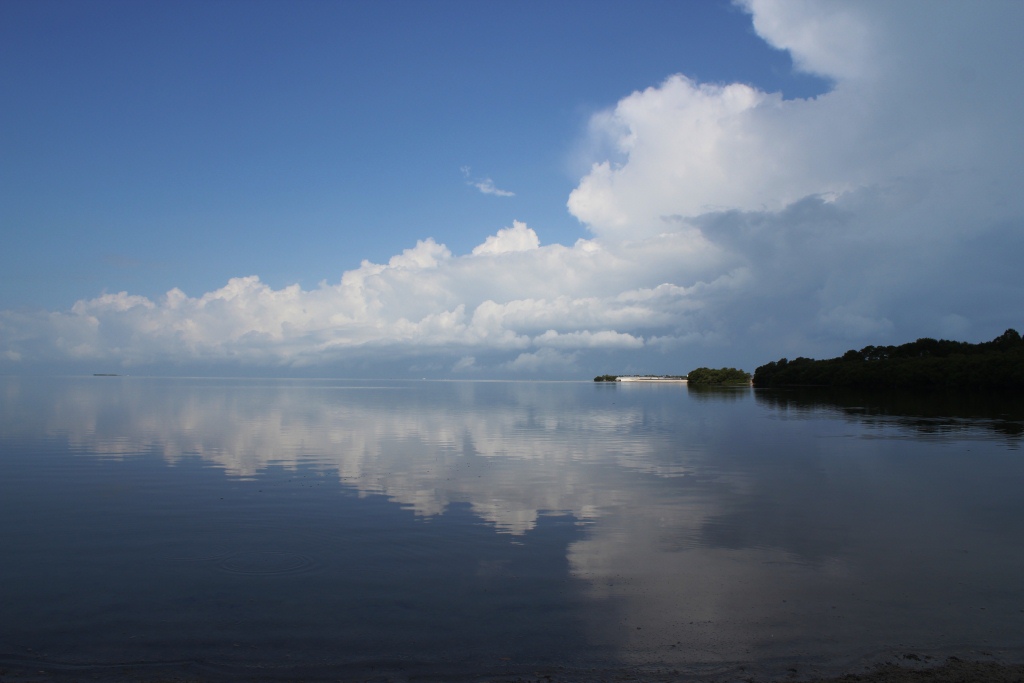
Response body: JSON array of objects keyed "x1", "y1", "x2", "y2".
[
  {"x1": 594, "y1": 367, "x2": 751, "y2": 386},
  {"x1": 753, "y1": 328, "x2": 1024, "y2": 390},
  {"x1": 685, "y1": 367, "x2": 751, "y2": 386}
]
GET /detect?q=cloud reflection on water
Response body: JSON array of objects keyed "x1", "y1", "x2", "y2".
[
  {"x1": 10, "y1": 378, "x2": 702, "y2": 535},
  {"x1": 3, "y1": 377, "x2": 1024, "y2": 676}
]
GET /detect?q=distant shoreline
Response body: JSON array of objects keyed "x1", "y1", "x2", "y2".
[
  {"x1": 615, "y1": 375, "x2": 687, "y2": 383},
  {"x1": 595, "y1": 367, "x2": 751, "y2": 386},
  {"x1": 753, "y1": 329, "x2": 1023, "y2": 390}
]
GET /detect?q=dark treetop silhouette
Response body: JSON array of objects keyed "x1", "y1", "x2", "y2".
[{"x1": 753, "y1": 329, "x2": 1024, "y2": 390}]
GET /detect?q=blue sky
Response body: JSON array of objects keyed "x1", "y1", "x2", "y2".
[
  {"x1": 2, "y1": 0, "x2": 822, "y2": 308},
  {"x1": 2, "y1": 1, "x2": 1022, "y2": 377}
]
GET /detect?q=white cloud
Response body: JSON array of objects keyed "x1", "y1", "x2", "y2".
[
  {"x1": 473, "y1": 178, "x2": 515, "y2": 197},
  {"x1": 2, "y1": 2, "x2": 1022, "y2": 374},
  {"x1": 743, "y1": 0, "x2": 874, "y2": 81},
  {"x1": 563, "y1": 0, "x2": 1024, "y2": 354},
  {"x1": 0, "y1": 222, "x2": 713, "y2": 373},
  {"x1": 568, "y1": 77, "x2": 800, "y2": 236},
  {"x1": 471, "y1": 220, "x2": 539, "y2": 255},
  {"x1": 462, "y1": 166, "x2": 515, "y2": 197},
  {"x1": 534, "y1": 329, "x2": 644, "y2": 350},
  {"x1": 502, "y1": 348, "x2": 579, "y2": 373},
  {"x1": 569, "y1": 2, "x2": 1024, "y2": 241}
]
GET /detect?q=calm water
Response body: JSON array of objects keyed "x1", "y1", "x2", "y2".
[{"x1": 1, "y1": 377, "x2": 1023, "y2": 682}]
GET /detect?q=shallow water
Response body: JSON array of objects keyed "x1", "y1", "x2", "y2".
[{"x1": 1, "y1": 377, "x2": 1022, "y2": 681}]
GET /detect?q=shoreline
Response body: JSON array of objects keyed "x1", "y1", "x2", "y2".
[
  {"x1": 784, "y1": 657, "x2": 1024, "y2": 683},
  {"x1": 5, "y1": 656, "x2": 1024, "y2": 683},
  {"x1": 615, "y1": 376, "x2": 688, "y2": 383}
]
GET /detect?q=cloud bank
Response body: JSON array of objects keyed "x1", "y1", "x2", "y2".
[
  {"x1": 1, "y1": 220, "x2": 720, "y2": 374},
  {"x1": 3, "y1": 1, "x2": 1022, "y2": 376}
]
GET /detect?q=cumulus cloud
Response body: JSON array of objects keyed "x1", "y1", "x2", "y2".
[
  {"x1": 0, "y1": 222, "x2": 721, "y2": 373},
  {"x1": 565, "y1": 0, "x2": 1023, "y2": 354},
  {"x1": 471, "y1": 220, "x2": 539, "y2": 255},
  {"x1": 2, "y1": 1, "x2": 1022, "y2": 374},
  {"x1": 568, "y1": 3, "x2": 1023, "y2": 242}
]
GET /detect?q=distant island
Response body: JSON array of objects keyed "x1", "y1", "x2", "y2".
[
  {"x1": 753, "y1": 328, "x2": 1024, "y2": 390},
  {"x1": 593, "y1": 367, "x2": 751, "y2": 386},
  {"x1": 685, "y1": 367, "x2": 751, "y2": 386}
]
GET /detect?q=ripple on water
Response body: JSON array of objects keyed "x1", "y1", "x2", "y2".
[{"x1": 218, "y1": 550, "x2": 315, "y2": 576}]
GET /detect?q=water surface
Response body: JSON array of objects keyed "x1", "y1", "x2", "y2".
[{"x1": 1, "y1": 377, "x2": 1022, "y2": 681}]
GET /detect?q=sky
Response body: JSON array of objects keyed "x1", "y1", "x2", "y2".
[{"x1": 2, "y1": 0, "x2": 1022, "y2": 378}]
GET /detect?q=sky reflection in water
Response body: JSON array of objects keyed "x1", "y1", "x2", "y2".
[{"x1": 1, "y1": 377, "x2": 1022, "y2": 681}]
